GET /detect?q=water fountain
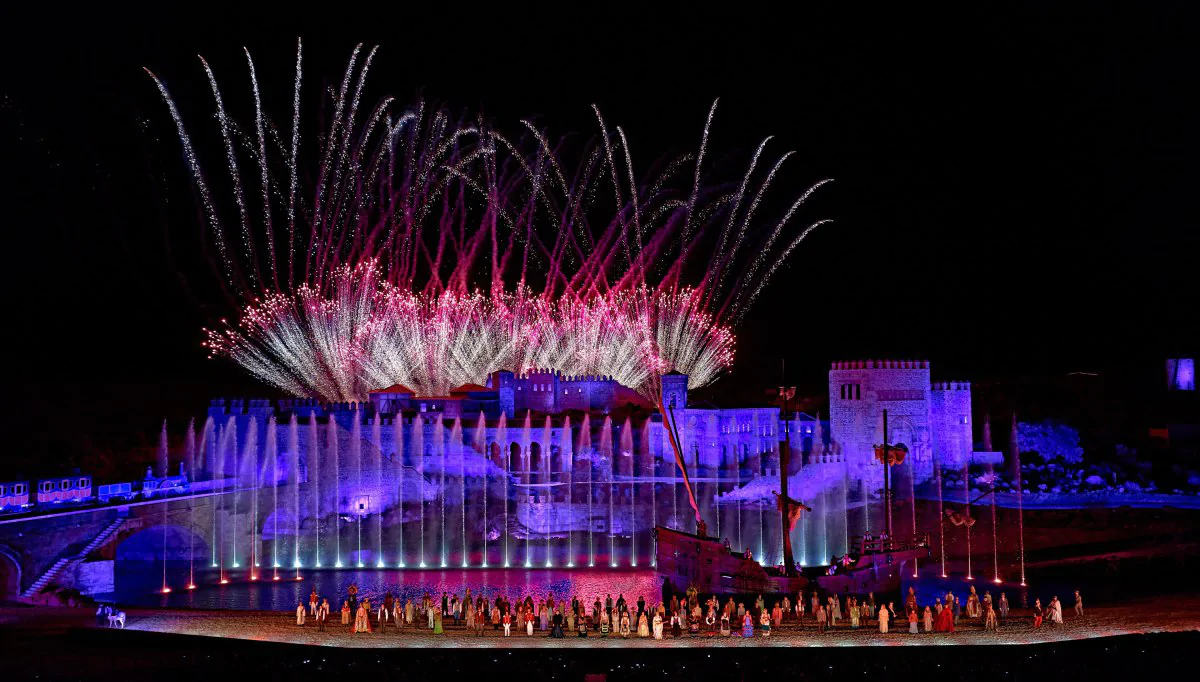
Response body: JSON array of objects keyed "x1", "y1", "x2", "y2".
[
  {"x1": 264, "y1": 416, "x2": 276, "y2": 579},
  {"x1": 519, "y1": 411, "x2": 531, "y2": 567},
  {"x1": 352, "y1": 413, "x2": 363, "y2": 567},
  {"x1": 449, "y1": 417, "x2": 463, "y2": 567},
  {"x1": 307, "y1": 414, "x2": 320, "y2": 567},
  {"x1": 241, "y1": 416, "x2": 258, "y2": 573},
  {"x1": 494, "y1": 412, "x2": 506, "y2": 567},
  {"x1": 1012, "y1": 414, "x2": 1026, "y2": 586},
  {"x1": 326, "y1": 417, "x2": 340, "y2": 568},
  {"x1": 288, "y1": 415, "x2": 300, "y2": 576},
  {"x1": 579, "y1": 414, "x2": 592, "y2": 566},
  {"x1": 159, "y1": 421, "x2": 170, "y2": 593},
  {"x1": 962, "y1": 462, "x2": 973, "y2": 580},
  {"x1": 394, "y1": 415, "x2": 405, "y2": 567},
  {"x1": 934, "y1": 452, "x2": 947, "y2": 577},
  {"x1": 562, "y1": 415, "x2": 573, "y2": 567},
  {"x1": 185, "y1": 418, "x2": 199, "y2": 589},
  {"x1": 470, "y1": 415, "x2": 484, "y2": 568},
  {"x1": 436, "y1": 415, "x2": 446, "y2": 568},
  {"x1": 412, "y1": 415, "x2": 425, "y2": 567},
  {"x1": 543, "y1": 415, "x2": 553, "y2": 567},
  {"x1": 373, "y1": 414, "x2": 384, "y2": 567},
  {"x1": 600, "y1": 415, "x2": 614, "y2": 566},
  {"x1": 622, "y1": 417, "x2": 634, "y2": 566}
]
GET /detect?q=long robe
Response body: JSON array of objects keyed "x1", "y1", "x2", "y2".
[
  {"x1": 878, "y1": 607, "x2": 890, "y2": 634},
  {"x1": 296, "y1": 605, "x2": 306, "y2": 625},
  {"x1": 924, "y1": 607, "x2": 933, "y2": 632},
  {"x1": 741, "y1": 614, "x2": 754, "y2": 638},
  {"x1": 652, "y1": 614, "x2": 664, "y2": 640},
  {"x1": 935, "y1": 605, "x2": 955, "y2": 632},
  {"x1": 353, "y1": 605, "x2": 371, "y2": 633},
  {"x1": 638, "y1": 614, "x2": 649, "y2": 637},
  {"x1": 433, "y1": 608, "x2": 443, "y2": 634}
]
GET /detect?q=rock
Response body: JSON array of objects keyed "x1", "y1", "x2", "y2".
[{"x1": 1085, "y1": 475, "x2": 1105, "y2": 486}]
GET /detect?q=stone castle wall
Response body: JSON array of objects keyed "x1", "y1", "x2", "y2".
[{"x1": 829, "y1": 360, "x2": 971, "y2": 484}]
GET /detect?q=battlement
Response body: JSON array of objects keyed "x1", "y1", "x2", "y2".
[
  {"x1": 830, "y1": 360, "x2": 929, "y2": 370},
  {"x1": 278, "y1": 398, "x2": 322, "y2": 410},
  {"x1": 559, "y1": 374, "x2": 614, "y2": 383},
  {"x1": 513, "y1": 368, "x2": 615, "y2": 383},
  {"x1": 931, "y1": 381, "x2": 971, "y2": 391}
]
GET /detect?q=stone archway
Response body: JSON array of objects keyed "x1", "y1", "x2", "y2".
[
  {"x1": 0, "y1": 544, "x2": 21, "y2": 599},
  {"x1": 508, "y1": 442, "x2": 521, "y2": 474},
  {"x1": 529, "y1": 442, "x2": 543, "y2": 485}
]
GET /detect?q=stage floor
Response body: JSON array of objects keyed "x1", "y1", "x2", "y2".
[{"x1": 6, "y1": 594, "x2": 1199, "y2": 648}]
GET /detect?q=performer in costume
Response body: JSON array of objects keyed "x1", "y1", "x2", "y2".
[
  {"x1": 967, "y1": 585, "x2": 980, "y2": 618},
  {"x1": 935, "y1": 601, "x2": 955, "y2": 632}
]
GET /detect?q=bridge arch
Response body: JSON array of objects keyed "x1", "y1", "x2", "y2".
[
  {"x1": 0, "y1": 543, "x2": 21, "y2": 599},
  {"x1": 115, "y1": 523, "x2": 210, "y2": 563}
]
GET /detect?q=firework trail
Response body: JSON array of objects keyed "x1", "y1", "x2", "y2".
[{"x1": 152, "y1": 43, "x2": 830, "y2": 402}]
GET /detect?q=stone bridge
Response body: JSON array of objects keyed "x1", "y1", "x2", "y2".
[{"x1": 0, "y1": 490, "x2": 265, "y2": 600}]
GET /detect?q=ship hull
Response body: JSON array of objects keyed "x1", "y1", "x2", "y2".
[{"x1": 654, "y1": 526, "x2": 807, "y2": 596}]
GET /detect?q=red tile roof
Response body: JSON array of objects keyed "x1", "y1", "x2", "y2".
[{"x1": 370, "y1": 383, "x2": 416, "y2": 395}]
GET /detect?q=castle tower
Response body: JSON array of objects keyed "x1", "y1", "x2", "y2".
[
  {"x1": 661, "y1": 371, "x2": 689, "y2": 410},
  {"x1": 520, "y1": 368, "x2": 559, "y2": 413},
  {"x1": 930, "y1": 380, "x2": 972, "y2": 469},
  {"x1": 828, "y1": 360, "x2": 934, "y2": 479},
  {"x1": 491, "y1": 370, "x2": 516, "y2": 419}
]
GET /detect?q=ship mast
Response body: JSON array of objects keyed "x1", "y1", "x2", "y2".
[{"x1": 778, "y1": 358, "x2": 798, "y2": 576}]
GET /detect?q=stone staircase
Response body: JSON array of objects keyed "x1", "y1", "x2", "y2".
[{"x1": 21, "y1": 514, "x2": 127, "y2": 598}]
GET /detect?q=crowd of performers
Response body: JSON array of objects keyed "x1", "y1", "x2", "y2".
[{"x1": 290, "y1": 582, "x2": 1086, "y2": 638}]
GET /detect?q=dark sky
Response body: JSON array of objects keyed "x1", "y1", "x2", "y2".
[{"x1": 1, "y1": 6, "x2": 1196, "y2": 466}]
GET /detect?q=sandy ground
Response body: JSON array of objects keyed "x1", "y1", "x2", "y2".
[{"x1": 5, "y1": 594, "x2": 1200, "y2": 648}]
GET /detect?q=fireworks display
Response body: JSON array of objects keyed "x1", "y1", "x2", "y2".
[{"x1": 150, "y1": 41, "x2": 830, "y2": 401}]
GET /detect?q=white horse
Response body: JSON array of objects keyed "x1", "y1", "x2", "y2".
[{"x1": 108, "y1": 611, "x2": 126, "y2": 628}]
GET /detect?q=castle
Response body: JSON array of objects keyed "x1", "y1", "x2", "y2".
[
  {"x1": 829, "y1": 360, "x2": 976, "y2": 485},
  {"x1": 198, "y1": 360, "x2": 981, "y2": 567}
]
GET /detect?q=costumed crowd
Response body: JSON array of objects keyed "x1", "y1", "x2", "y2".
[{"x1": 288, "y1": 582, "x2": 1085, "y2": 639}]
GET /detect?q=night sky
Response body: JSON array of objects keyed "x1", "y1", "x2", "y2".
[{"x1": 1, "y1": 7, "x2": 1196, "y2": 472}]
